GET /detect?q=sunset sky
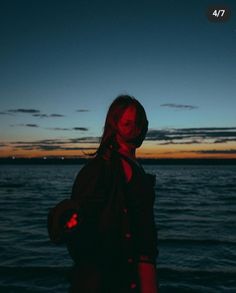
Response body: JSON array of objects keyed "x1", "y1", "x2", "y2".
[{"x1": 1, "y1": 0, "x2": 236, "y2": 159}]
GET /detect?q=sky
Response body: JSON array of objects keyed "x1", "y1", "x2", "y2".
[{"x1": 0, "y1": 0, "x2": 236, "y2": 159}]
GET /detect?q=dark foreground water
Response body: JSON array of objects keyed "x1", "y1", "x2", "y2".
[{"x1": 0, "y1": 164, "x2": 236, "y2": 292}]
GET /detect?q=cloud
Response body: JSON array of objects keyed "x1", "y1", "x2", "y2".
[
  {"x1": 46, "y1": 127, "x2": 89, "y2": 131},
  {"x1": 32, "y1": 114, "x2": 49, "y2": 117},
  {"x1": 10, "y1": 123, "x2": 39, "y2": 128},
  {"x1": 12, "y1": 137, "x2": 99, "y2": 147},
  {"x1": 25, "y1": 124, "x2": 39, "y2": 127},
  {"x1": 12, "y1": 144, "x2": 97, "y2": 151},
  {"x1": 12, "y1": 139, "x2": 68, "y2": 145},
  {"x1": 146, "y1": 127, "x2": 236, "y2": 145},
  {"x1": 6, "y1": 109, "x2": 64, "y2": 118},
  {"x1": 32, "y1": 113, "x2": 65, "y2": 118},
  {"x1": 76, "y1": 109, "x2": 89, "y2": 112},
  {"x1": 214, "y1": 138, "x2": 236, "y2": 143},
  {"x1": 70, "y1": 137, "x2": 100, "y2": 143},
  {"x1": 46, "y1": 127, "x2": 70, "y2": 131},
  {"x1": 194, "y1": 149, "x2": 236, "y2": 154},
  {"x1": 73, "y1": 127, "x2": 89, "y2": 131},
  {"x1": 8, "y1": 108, "x2": 40, "y2": 114},
  {"x1": 160, "y1": 149, "x2": 236, "y2": 155},
  {"x1": 62, "y1": 146, "x2": 97, "y2": 150},
  {"x1": 160, "y1": 103, "x2": 198, "y2": 110},
  {"x1": 50, "y1": 114, "x2": 65, "y2": 117},
  {"x1": 10, "y1": 138, "x2": 98, "y2": 152},
  {"x1": 158, "y1": 140, "x2": 201, "y2": 145}
]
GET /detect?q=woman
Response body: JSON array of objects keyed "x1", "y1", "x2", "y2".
[{"x1": 67, "y1": 95, "x2": 158, "y2": 292}]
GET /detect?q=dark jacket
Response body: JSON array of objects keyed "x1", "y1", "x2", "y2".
[{"x1": 67, "y1": 150, "x2": 158, "y2": 292}]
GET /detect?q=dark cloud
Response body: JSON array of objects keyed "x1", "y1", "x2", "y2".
[
  {"x1": 46, "y1": 127, "x2": 70, "y2": 131},
  {"x1": 12, "y1": 137, "x2": 99, "y2": 146},
  {"x1": 50, "y1": 114, "x2": 65, "y2": 117},
  {"x1": 176, "y1": 127, "x2": 236, "y2": 131},
  {"x1": 146, "y1": 127, "x2": 236, "y2": 145},
  {"x1": 10, "y1": 123, "x2": 39, "y2": 127},
  {"x1": 13, "y1": 144, "x2": 50, "y2": 151},
  {"x1": 214, "y1": 138, "x2": 236, "y2": 143},
  {"x1": 76, "y1": 109, "x2": 89, "y2": 112},
  {"x1": 32, "y1": 114, "x2": 49, "y2": 117},
  {"x1": 7, "y1": 110, "x2": 64, "y2": 118},
  {"x1": 12, "y1": 144, "x2": 97, "y2": 151},
  {"x1": 146, "y1": 129, "x2": 171, "y2": 141},
  {"x1": 73, "y1": 127, "x2": 89, "y2": 131},
  {"x1": 13, "y1": 145, "x2": 42, "y2": 150},
  {"x1": 8, "y1": 109, "x2": 40, "y2": 114},
  {"x1": 33, "y1": 113, "x2": 64, "y2": 117},
  {"x1": 10, "y1": 137, "x2": 98, "y2": 152},
  {"x1": 12, "y1": 139, "x2": 68, "y2": 146},
  {"x1": 70, "y1": 137, "x2": 100, "y2": 143},
  {"x1": 159, "y1": 140, "x2": 201, "y2": 145},
  {"x1": 25, "y1": 124, "x2": 39, "y2": 127},
  {"x1": 45, "y1": 127, "x2": 89, "y2": 131},
  {"x1": 159, "y1": 149, "x2": 236, "y2": 155},
  {"x1": 62, "y1": 146, "x2": 97, "y2": 150},
  {"x1": 160, "y1": 103, "x2": 198, "y2": 110},
  {"x1": 194, "y1": 149, "x2": 236, "y2": 154}
]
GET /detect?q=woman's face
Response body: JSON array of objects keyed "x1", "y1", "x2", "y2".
[{"x1": 116, "y1": 106, "x2": 141, "y2": 148}]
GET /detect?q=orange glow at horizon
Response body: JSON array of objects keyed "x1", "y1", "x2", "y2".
[{"x1": 1, "y1": 141, "x2": 236, "y2": 159}]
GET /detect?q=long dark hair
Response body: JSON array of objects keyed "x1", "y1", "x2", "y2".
[{"x1": 96, "y1": 95, "x2": 148, "y2": 156}]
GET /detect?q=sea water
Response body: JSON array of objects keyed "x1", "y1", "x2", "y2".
[{"x1": 0, "y1": 164, "x2": 235, "y2": 292}]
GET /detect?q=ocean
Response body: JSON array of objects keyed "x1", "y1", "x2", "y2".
[{"x1": 0, "y1": 163, "x2": 235, "y2": 292}]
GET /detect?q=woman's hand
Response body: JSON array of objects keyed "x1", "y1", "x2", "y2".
[
  {"x1": 65, "y1": 213, "x2": 78, "y2": 229},
  {"x1": 138, "y1": 262, "x2": 158, "y2": 293}
]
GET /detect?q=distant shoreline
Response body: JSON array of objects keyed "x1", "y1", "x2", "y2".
[{"x1": 1, "y1": 157, "x2": 236, "y2": 165}]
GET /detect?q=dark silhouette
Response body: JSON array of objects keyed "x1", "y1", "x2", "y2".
[{"x1": 49, "y1": 95, "x2": 159, "y2": 292}]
